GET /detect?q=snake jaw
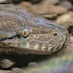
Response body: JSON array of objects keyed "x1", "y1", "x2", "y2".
[{"x1": 0, "y1": 28, "x2": 68, "y2": 55}]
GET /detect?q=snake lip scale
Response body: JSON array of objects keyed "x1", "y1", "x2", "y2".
[{"x1": 0, "y1": 4, "x2": 69, "y2": 55}]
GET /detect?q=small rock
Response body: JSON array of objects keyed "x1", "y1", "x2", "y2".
[
  {"x1": 11, "y1": 68, "x2": 23, "y2": 73},
  {"x1": 32, "y1": 5, "x2": 67, "y2": 18},
  {"x1": 59, "y1": 0, "x2": 72, "y2": 10},
  {"x1": 55, "y1": 12, "x2": 73, "y2": 28},
  {"x1": 19, "y1": 1, "x2": 67, "y2": 19},
  {"x1": 40, "y1": 0, "x2": 60, "y2": 5},
  {"x1": 0, "y1": 70, "x2": 11, "y2": 73},
  {"x1": 0, "y1": 0, "x2": 12, "y2": 3},
  {"x1": 28, "y1": 62, "x2": 37, "y2": 66},
  {"x1": 0, "y1": 59, "x2": 14, "y2": 68},
  {"x1": 18, "y1": 1, "x2": 34, "y2": 11}
]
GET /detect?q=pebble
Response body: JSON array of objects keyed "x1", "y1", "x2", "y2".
[
  {"x1": 19, "y1": 1, "x2": 67, "y2": 19},
  {"x1": 59, "y1": 0, "x2": 72, "y2": 10},
  {"x1": 0, "y1": 59, "x2": 14, "y2": 68},
  {"x1": 0, "y1": 0, "x2": 12, "y2": 3},
  {"x1": 55, "y1": 12, "x2": 73, "y2": 28},
  {"x1": 40, "y1": 0, "x2": 60, "y2": 5}
]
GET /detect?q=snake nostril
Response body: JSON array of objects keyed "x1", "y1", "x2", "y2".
[{"x1": 53, "y1": 33, "x2": 57, "y2": 36}]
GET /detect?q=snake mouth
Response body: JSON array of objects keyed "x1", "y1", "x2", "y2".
[{"x1": 0, "y1": 32, "x2": 67, "y2": 55}]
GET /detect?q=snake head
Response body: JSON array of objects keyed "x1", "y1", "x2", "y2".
[{"x1": 0, "y1": 8, "x2": 68, "y2": 55}]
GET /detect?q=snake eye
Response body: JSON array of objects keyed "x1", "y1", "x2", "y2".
[{"x1": 22, "y1": 28, "x2": 30, "y2": 38}]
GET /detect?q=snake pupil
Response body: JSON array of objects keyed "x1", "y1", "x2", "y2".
[{"x1": 22, "y1": 27, "x2": 30, "y2": 38}]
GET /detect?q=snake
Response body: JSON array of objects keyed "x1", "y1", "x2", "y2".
[
  {"x1": 0, "y1": 4, "x2": 69, "y2": 55},
  {"x1": 0, "y1": 4, "x2": 71, "y2": 73}
]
